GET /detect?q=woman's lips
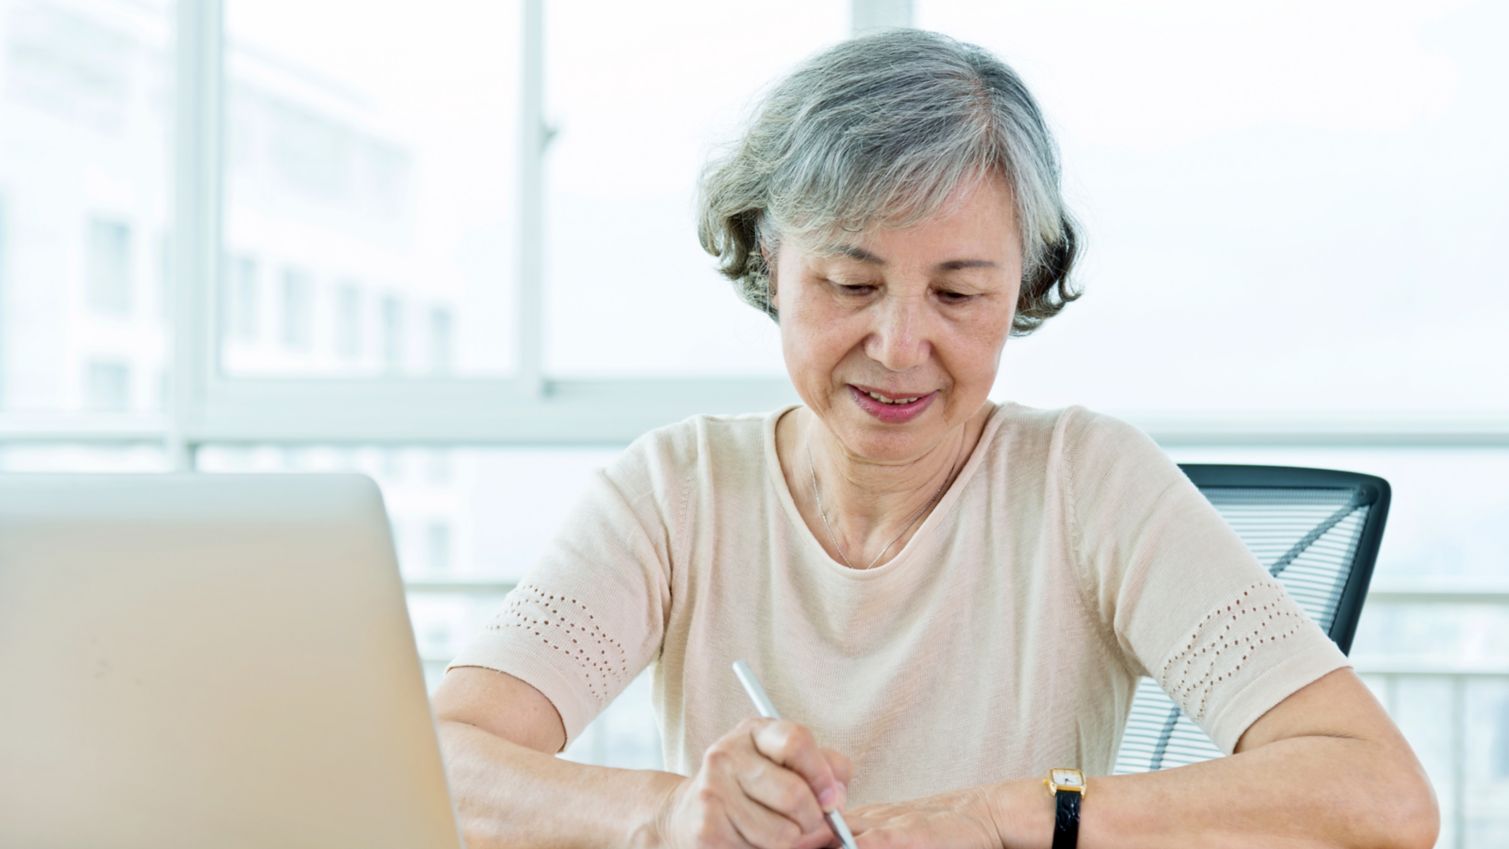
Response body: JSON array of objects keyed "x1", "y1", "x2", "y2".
[{"x1": 848, "y1": 385, "x2": 936, "y2": 423}]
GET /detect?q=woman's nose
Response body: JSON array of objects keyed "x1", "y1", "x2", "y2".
[{"x1": 864, "y1": 295, "x2": 932, "y2": 372}]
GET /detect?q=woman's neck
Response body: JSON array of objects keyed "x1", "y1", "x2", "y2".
[{"x1": 794, "y1": 403, "x2": 990, "y2": 568}]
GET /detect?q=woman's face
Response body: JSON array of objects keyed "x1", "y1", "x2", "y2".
[{"x1": 771, "y1": 174, "x2": 1023, "y2": 465}]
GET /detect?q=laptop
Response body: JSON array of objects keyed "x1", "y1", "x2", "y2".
[{"x1": 0, "y1": 474, "x2": 465, "y2": 849}]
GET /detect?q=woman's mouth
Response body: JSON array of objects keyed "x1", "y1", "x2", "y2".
[{"x1": 848, "y1": 385, "x2": 936, "y2": 423}]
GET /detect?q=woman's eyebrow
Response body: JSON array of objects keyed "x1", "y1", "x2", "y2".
[{"x1": 829, "y1": 244, "x2": 998, "y2": 272}]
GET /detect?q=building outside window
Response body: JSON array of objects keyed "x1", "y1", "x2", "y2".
[
  {"x1": 425, "y1": 450, "x2": 452, "y2": 486},
  {"x1": 1497, "y1": 696, "x2": 1509, "y2": 782},
  {"x1": 158, "y1": 234, "x2": 171, "y2": 319},
  {"x1": 85, "y1": 217, "x2": 131, "y2": 316},
  {"x1": 428, "y1": 305, "x2": 453, "y2": 373},
  {"x1": 426, "y1": 521, "x2": 452, "y2": 574},
  {"x1": 335, "y1": 281, "x2": 362, "y2": 361},
  {"x1": 83, "y1": 359, "x2": 131, "y2": 412},
  {"x1": 224, "y1": 255, "x2": 259, "y2": 341},
  {"x1": 380, "y1": 294, "x2": 402, "y2": 370},
  {"x1": 279, "y1": 267, "x2": 313, "y2": 350}
]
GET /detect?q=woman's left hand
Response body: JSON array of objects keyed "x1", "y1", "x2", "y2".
[{"x1": 844, "y1": 786, "x2": 1003, "y2": 849}]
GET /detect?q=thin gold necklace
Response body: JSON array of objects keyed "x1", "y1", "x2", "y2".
[{"x1": 806, "y1": 437, "x2": 958, "y2": 570}]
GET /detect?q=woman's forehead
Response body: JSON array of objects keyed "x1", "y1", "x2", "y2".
[
  {"x1": 787, "y1": 174, "x2": 1020, "y2": 259},
  {"x1": 799, "y1": 225, "x2": 1021, "y2": 274}
]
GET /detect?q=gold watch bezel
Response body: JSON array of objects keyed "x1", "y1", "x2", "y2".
[{"x1": 1044, "y1": 767, "x2": 1087, "y2": 797}]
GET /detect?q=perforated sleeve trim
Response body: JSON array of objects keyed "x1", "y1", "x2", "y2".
[
  {"x1": 485, "y1": 581, "x2": 630, "y2": 709},
  {"x1": 1157, "y1": 578, "x2": 1307, "y2": 722}
]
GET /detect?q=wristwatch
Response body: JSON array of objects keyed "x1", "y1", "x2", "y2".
[{"x1": 1043, "y1": 767, "x2": 1086, "y2": 849}]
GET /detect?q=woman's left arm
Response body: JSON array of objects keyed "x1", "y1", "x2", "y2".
[{"x1": 847, "y1": 667, "x2": 1439, "y2": 849}]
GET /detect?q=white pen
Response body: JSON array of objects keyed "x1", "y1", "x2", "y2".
[{"x1": 731, "y1": 660, "x2": 859, "y2": 849}]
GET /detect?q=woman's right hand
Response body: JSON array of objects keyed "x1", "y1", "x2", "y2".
[{"x1": 654, "y1": 717, "x2": 852, "y2": 849}]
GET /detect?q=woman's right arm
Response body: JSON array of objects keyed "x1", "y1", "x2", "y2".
[{"x1": 431, "y1": 667, "x2": 851, "y2": 849}]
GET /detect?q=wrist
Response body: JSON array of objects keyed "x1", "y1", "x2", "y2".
[
  {"x1": 988, "y1": 777, "x2": 1057, "y2": 849},
  {"x1": 629, "y1": 774, "x2": 684, "y2": 849}
]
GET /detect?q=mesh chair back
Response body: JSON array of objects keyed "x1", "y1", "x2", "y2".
[{"x1": 1112, "y1": 465, "x2": 1391, "y2": 774}]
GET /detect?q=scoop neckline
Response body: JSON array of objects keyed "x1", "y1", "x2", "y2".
[{"x1": 763, "y1": 401, "x2": 1012, "y2": 581}]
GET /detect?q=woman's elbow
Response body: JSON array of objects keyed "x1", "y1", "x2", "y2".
[{"x1": 1375, "y1": 758, "x2": 1439, "y2": 849}]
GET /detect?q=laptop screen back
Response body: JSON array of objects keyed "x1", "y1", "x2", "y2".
[{"x1": 0, "y1": 474, "x2": 464, "y2": 849}]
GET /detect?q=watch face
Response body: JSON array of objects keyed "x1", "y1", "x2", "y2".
[{"x1": 1052, "y1": 769, "x2": 1082, "y2": 788}]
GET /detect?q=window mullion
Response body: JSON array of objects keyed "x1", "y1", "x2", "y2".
[
  {"x1": 171, "y1": 0, "x2": 224, "y2": 471},
  {"x1": 518, "y1": 0, "x2": 548, "y2": 399}
]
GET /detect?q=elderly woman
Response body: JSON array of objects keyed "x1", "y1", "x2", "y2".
[{"x1": 431, "y1": 29, "x2": 1436, "y2": 849}]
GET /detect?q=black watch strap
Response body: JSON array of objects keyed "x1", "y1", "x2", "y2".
[{"x1": 1052, "y1": 787, "x2": 1081, "y2": 849}]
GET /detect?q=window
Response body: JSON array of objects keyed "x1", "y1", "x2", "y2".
[
  {"x1": 541, "y1": 0, "x2": 845, "y2": 377},
  {"x1": 221, "y1": 0, "x2": 521, "y2": 377},
  {"x1": 380, "y1": 294, "x2": 403, "y2": 370},
  {"x1": 407, "y1": 590, "x2": 510, "y2": 691},
  {"x1": 420, "y1": 621, "x2": 454, "y2": 660},
  {"x1": 155, "y1": 367, "x2": 169, "y2": 409},
  {"x1": 1496, "y1": 696, "x2": 1509, "y2": 781},
  {"x1": 335, "y1": 282, "x2": 362, "y2": 361},
  {"x1": 194, "y1": 445, "x2": 616, "y2": 582},
  {"x1": 380, "y1": 446, "x2": 403, "y2": 480},
  {"x1": 425, "y1": 449, "x2": 453, "y2": 485},
  {"x1": 0, "y1": 444, "x2": 167, "y2": 472},
  {"x1": 279, "y1": 268, "x2": 313, "y2": 350},
  {"x1": 86, "y1": 217, "x2": 132, "y2": 316},
  {"x1": 426, "y1": 521, "x2": 453, "y2": 574},
  {"x1": 157, "y1": 233, "x2": 171, "y2": 319},
  {"x1": 0, "y1": 0, "x2": 169, "y2": 414},
  {"x1": 83, "y1": 360, "x2": 131, "y2": 411},
  {"x1": 224, "y1": 255, "x2": 259, "y2": 341},
  {"x1": 4, "y1": 0, "x2": 138, "y2": 128},
  {"x1": 917, "y1": 0, "x2": 1509, "y2": 417},
  {"x1": 428, "y1": 305, "x2": 453, "y2": 373}
]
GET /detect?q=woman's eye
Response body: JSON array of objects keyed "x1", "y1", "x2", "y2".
[
  {"x1": 937, "y1": 290, "x2": 974, "y2": 304},
  {"x1": 835, "y1": 283, "x2": 877, "y2": 296}
]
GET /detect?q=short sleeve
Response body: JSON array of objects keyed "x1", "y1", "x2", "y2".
[
  {"x1": 445, "y1": 429, "x2": 684, "y2": 748},
  {"x1": 1061, "y1": 406, "x2": 1350, "y2": 754}
]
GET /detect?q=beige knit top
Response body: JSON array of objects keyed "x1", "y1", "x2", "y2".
[{"x1": 447, "y1": 402, "x2": 1348, "y2": 805}]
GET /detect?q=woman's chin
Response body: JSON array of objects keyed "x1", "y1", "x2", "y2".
[{"x1": 833, "y1": 424, "x2": 945, "y2": 465}]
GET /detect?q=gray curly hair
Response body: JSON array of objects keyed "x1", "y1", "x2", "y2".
[{"x1": 697, "y1": 28, "x2": 1081, "y2": 335}]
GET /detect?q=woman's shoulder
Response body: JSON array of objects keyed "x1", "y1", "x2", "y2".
[
  {"x1": 610, "y1": 407, "x2": 785, "y2": 486},
  {"x1": 991, "y1": 401, "x2": 1155, "y2": 456},
  {"x1": 977, "y1": 402, "x2": 1165, "y2": 490}
]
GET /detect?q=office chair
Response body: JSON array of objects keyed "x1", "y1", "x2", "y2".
[{"x1": 1113, "y1": 465, "x2": 1392, "y2": 773}]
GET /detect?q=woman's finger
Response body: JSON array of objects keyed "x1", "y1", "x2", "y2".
[
  {"x1": 723, "y1": 785, "x2": 809, "y2": 849},
  {"x1": 751, "y1": 720, "x2": 845, "y2": 812},
  {"x1": 734, "y1": 755, "x2": 830, "y2": 836},
  {"x1": 819, "y1": 747, "x2": 853, "y2": 803}
]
